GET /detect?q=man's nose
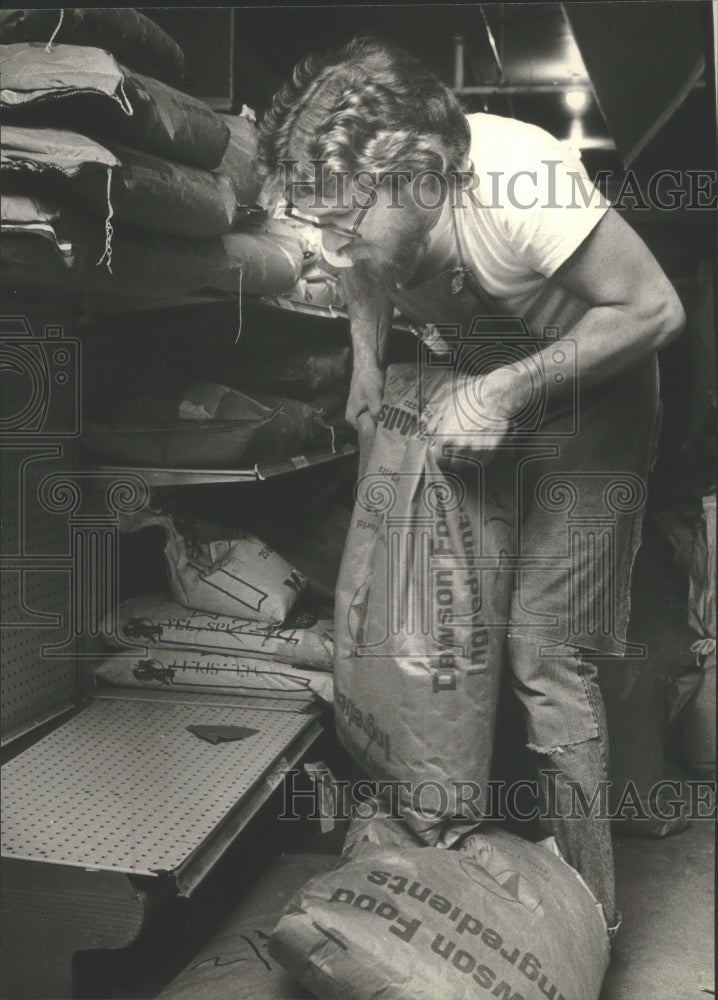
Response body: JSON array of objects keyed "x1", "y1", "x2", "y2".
[{"x1": 320, "y1": 229, "x2": 346, "y2": 253}]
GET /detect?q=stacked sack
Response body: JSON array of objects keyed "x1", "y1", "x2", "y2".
[
  {"x1": 95, "y1": 509, "x2": 335, "y2": 704},
  {"x1": 0, "y1": 10, "x2": 307, "y2": 299},
  {"x1": 80, "y1": 315, "x2": 356, "y2": 468}
]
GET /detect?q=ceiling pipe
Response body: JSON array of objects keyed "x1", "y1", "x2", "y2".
[{"x1": 455, "y1": 83, "x2": 593, "y2": 94}]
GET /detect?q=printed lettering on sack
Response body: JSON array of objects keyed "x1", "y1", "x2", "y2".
[
  {"x1": 321, "y1": 867, "x2": 565, "y2": 1000},
  {"x1": 335, "y1": 691, "x2": 391, "y2": 762}
]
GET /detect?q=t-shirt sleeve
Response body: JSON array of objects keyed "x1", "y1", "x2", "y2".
[{"x1": 496, "y1": 126, "x2": 610, "y2": 277}]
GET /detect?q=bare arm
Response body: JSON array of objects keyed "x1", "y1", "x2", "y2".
[
  {"x1": 424, "y1": 209, "x2": 685, "y2": 456},
  {"x1": 486, "y1": 209, "x2": 686, "y2": 415},
  {"x1": 341, "y1": 267, "x2": 395, "y2": 428}
]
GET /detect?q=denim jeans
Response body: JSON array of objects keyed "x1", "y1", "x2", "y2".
[{"x1": 508, "y1": 635, "x2": 619, "y2": 932}]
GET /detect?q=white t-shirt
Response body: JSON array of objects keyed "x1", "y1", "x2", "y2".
[{"x1": 417, "y1": 113, "x2": 610, "y2": 338}]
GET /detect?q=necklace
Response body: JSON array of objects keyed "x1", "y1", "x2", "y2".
[{"x1": 449, "y1": 200, "x2": 470, "y2": 294}]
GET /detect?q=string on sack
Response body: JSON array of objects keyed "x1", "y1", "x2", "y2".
[
  {"x1": 234, "y1": 266, "x2": 243, "y2": 343},
  {"x1": 328, "y1": 423, "x2": 336, "y2": 454},
  {"x1": 96, "y1": 167, "x2": 114, "y2": 273},
  {"x1": 45, "y1": 8, "x2": 64, "y2": 52}
]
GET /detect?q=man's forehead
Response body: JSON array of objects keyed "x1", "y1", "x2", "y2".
[
  {"x1": 285, "y1": 169, "x2": 354, "y2": 210},
  {"x1": 288, "y1": 173, "x2": 381, "y2": 217}
]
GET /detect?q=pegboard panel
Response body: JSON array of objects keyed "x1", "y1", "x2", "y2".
[
  {"x1": 1, "y1": 569, "x2": 76, "y2": 745},
  {"x1": 1, "y1": 697, "x2": 313, "y2": 876},
  {"x1": 1, "y1": 301, "x2": 80, "y2": 744}
]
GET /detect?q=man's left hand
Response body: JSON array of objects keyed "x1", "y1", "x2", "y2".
[{"x1": 420, "y1": 371, "x2": 522, "y2": 465}]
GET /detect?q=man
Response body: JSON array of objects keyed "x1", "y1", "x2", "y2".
[{"x1": 258, "y1": 37, "x2": 685, "y2": 933}]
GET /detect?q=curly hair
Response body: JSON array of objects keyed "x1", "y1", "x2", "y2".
[{"x1": 257, "y1": 36, "x2": 470, "y2": 196}]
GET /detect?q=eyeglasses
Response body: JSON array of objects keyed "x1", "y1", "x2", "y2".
[{"x1": 284, "y1": 199, "x2": 372, "y2": 241}]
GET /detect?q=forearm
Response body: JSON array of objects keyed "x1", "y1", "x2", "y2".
[
  {"x1": 341, "y1": 270, "x2": 394, "y2": 371},
  {"x1": 486, "y1": 299, "x2": 685, "y2": 418}
]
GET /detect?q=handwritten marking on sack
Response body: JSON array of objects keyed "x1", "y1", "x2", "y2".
[
  {"x1": 335, "y1": 692, "x2": 391, "y2": 761},
  {"x1": 123, "y1": 618, "x2": 164, "y2": 642},
  {"x1": 162, "y1": 615, "x2": 304, "y2": 648},
  {"x1": 190, "y1": 930, "x2": 272, "y2": 973},
  {"x1": 323, "y1": 871, "x2": 563, "y2": 1000}
]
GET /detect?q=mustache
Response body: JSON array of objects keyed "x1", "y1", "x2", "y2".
[{"x1": 355, "y1": 230, "x2": 430, "y2": 289}]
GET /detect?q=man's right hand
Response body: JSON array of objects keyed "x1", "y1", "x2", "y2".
[{"x1": 345, "y1": 365, "x2": 386, "y2": 429}]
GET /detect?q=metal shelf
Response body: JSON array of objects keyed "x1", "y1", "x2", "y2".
[{"x1": 89, "y1": 441, "x2": 359, "y2": 487}]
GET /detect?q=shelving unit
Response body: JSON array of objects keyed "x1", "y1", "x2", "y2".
[
  {"x1": 0, "y1": 277, "x2": 353, "y2": 995},
  {"x1": 89, "y1": 439, "x2": 358, "y2": 487}
]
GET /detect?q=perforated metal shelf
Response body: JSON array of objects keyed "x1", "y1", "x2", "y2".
[
  {"x1": 95, "y1": 686, "x2": 314, "y2": 714},
  {"x1": 1, "y1": 696, "x2": 316, "y2": 878}
]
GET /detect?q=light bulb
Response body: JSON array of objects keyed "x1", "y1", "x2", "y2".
[{"x1": 565, "y1": 90, "x2": 588, "y2": 112}]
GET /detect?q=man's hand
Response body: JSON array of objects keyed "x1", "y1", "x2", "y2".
[
  {"x1": 345, "y1": 365, "x2": 386, "y2": 429},
  {"x1": 420, "y1": 370, "x2": 524, "y2": 464}
]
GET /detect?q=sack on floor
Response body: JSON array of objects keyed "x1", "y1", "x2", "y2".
[
  {"x1": 102, "y1": 593, "x2": 333, "y2": 669},
  {"x1": 268, "y1": 829, "x2": 609, "y2": 1000},
  {"x1": 121, "y1": 511, "x2": 307, "y2": 624},
  {"x1": 95, "y1": 646, "x2": 332, "y2": 703},
  {"x1": 333, "y1": 364, "x2": 514, "y2": 845},
  {"x1": 217, "y1": 112, "x2": 262, "y2": 206},
  {"x1": 688, "y1": 494, "x2": 716, "y2": 641},
  {"x1": 1, "y1": 43, "x2": 228, "y2": 170},
  {"x1": 0, "y1": 9, "x2": 186, "y2": 86},
  {"x1": 668, "y1": 639, "x2": 716, "y2": 779},
  {"x1": 343, "y1": 793, "x2": 441, "y2": 852},
  {"x1": 668, "y1": 493, "x2": 716, "y2": 778},
  {"x1": 158, "y1": 854, "x2": 336, "y2": 1000}
]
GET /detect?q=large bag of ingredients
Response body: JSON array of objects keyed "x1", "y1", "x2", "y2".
[
  {"x1": 0, "y1": 9, "x2": 187, "y2": 86},
  {"x1": 1, "y1": 126, "x2": 237, "y2": 238},
  {"x1": 218, "y1": 112, "x2": 262, "y2": 206},
  {"x1": 231, "y1": 343, "x2": 350, "y2": 399},
  {"x1": 668, "y1": 493, "x2": 716, "y2": 777},
  {"x1": 2, "y1": 193, "x2": 305, "y2": 299},
  {"x1": 158, "y1": 854, "x2": 336, "y2": 1000},
  {"x1": 1, "y1": 44, "x2": 229, "y2": 170},
  {"x1": 180, "y1": 382, "x2": 348, "y2": 462},
  {"x1": 1, "y1": 125, "x2": 118, "y2": 177},
  {"x1": 102, "y1": 593, "x2": 333, "y2": 669},
  {"x1": 268, "y1": 829, "x2": 609, "y2": 1000},
  {"x1": 81, "y1": 388, "x2": 281, "y2": 468},
  {"x1": 333, "y1": 364, "x2": 514, "y2": 845},
  {"x1": 121, "y1": 511, "x2": 307, "y2": 624},
  {"x1": 95, "y1": 647, "x2": 332, "y2": 703}
]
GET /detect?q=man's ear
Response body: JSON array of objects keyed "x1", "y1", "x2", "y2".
[{"x1": 411, "y1": 159, "x2": 450, "y2": 210}]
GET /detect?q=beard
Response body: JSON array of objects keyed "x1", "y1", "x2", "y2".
[{"x1": 354, "y1": 214, "x2": 432, "y2": 290}]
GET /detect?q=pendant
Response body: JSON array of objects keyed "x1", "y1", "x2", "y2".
[{"x1": 451, "y1": 268, "x2": 466, "y2": 294}]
